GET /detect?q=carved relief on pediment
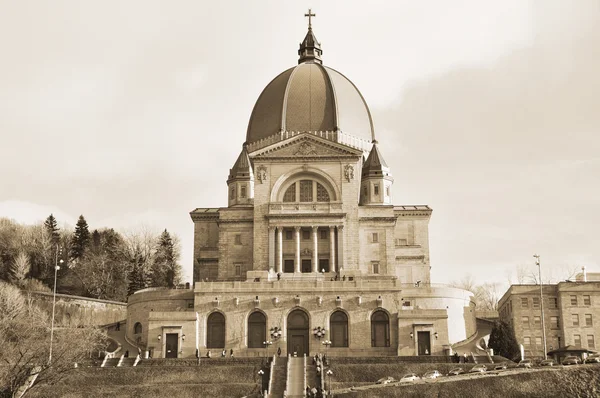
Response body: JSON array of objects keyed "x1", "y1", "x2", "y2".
[{"x1": 254, "y1": 137, "x2": 358, "y2": 158}]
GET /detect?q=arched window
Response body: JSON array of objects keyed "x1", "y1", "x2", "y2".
[
  {"x1": 207, "y1": 312, "x2": 225, "y2": 348},
  {"x1": 248, "y1": 311, "x2": 266, "y2": 348},
  {"x1": 330, "y1": 311, "x2": 348, "y2": 347},
  {"x1": 134, "y1": 322, "x2": 142, "y2": 334},
  {"x1": 371, "y1": 311, "x2": 390, "y2": 347},
  {"x1": 282, "y1": 180, "x2": 330, "y2": 203}
]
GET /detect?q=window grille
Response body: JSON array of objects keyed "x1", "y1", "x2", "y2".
[
  {"x1": 316, "y1": 182, "x2": 329, "y2": 202},
  {"x1": 283, "y1": 183, "x2": 296, "y2": 202},
  {"x1": 299, "y1": 180, "x2": 313, "y2": 202}
]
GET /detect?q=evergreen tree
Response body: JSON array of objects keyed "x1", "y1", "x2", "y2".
[
  {"x1": 128, "y1": 254, "x2": 151, "y2": 296},
  {"x1": 44, "y1": 214, "x2": 60, "y2": 246},
  {"x1": 151, "y1": 229, "x2": 181, "y2": 288},
  {"x1": 488, "y1": 320, "x2": 520, "y2": 360},
  {"x1": 70, "y1": 215, "x2": 90, "y2": 261}
]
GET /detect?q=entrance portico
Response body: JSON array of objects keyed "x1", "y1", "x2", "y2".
[{"x1": 268, "y1": 225, "x2": 343, "y2": 274}]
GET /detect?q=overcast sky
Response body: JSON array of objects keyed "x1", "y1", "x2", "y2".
[{"x1": 1, "y1": 1, "x2": 598, "y2": 287}]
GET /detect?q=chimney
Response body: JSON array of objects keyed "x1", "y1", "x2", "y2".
[{"x1": 582, "y1": 266, "x2": 587, "y2": 282}]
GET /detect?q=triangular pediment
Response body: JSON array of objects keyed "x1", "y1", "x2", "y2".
[{"x1": 250, "y1": 133, "x2": 363, "y2": 159}]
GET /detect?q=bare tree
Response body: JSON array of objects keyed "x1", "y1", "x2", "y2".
[
  {"x1": 9, "y1": 251, "x2": 29, "y2": 284},
  {"x1": 0, "y1": 282, "x2": 106, "y2": 397}
]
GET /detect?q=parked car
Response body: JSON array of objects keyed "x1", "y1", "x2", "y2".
[
  {"x1": 376, "y1": 376, "x2": 396, "y2": 384},
  {"x1": 422, "y1": 370, "x2": 442, "y2": 379},
  {"x1": 584, "y1": 354, "x2": 600, "y2": 364},
  {"x1": 540, "y1": 359, "x2": 556, "y2": 367},
  {"x1": 400, "y1": 373, "x2": 420, "y2": 382},
  {"x1": 469, "y1": 364, "x2": 487, "y2": 373},
  {"x1": 562, "y1": 356, "x2": 581, "y2": 366},
  {"x1": 517, "y1": 359, "x2": 534, "y2": 368},
  {"x1": 493, "y1": 363, "x2": 508, "y2": 370},
  {"x1": 447, "y1": 367, "x2": 465, "y2": 376}
]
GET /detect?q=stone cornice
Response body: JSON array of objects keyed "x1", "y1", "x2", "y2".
[
  {"x1": 266, "y1": 213, "x2": 346, "y2": 220},
  {"x1": 359, "y1": 217, "x2": 397, "y2": 223},
  {"x1": 217, "y1": 219, "x2": 254, "y2": 224},
  {"x1": 250, "y1": 133, "x2": 363, "y2": 160}
]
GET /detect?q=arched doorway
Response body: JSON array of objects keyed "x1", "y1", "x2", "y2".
[
  {"x1": 248, "y1": 311, "x2": 266, "y2": 348},
  {"x1": 287, "y1": 309, "x2": 309, "y2": 356},
  {"x1": 207, "y1": 312, "x2": 225, "y2": 348},
  {"x1": 330, "y1": 311, "x2": 349, "y2": 347},
  {"x1": 371, "y1": 310, "x2": 390, "y2": 347}
]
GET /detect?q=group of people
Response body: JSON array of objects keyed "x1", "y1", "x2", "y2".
[
  {"x1": 305, "y1": 385, "x2": 325, "y2": 397},
  {"x1": 202, "y1": 348, "x2": 234, "y2": 359},
  {"x1": 452, "y1": 352, "x2": 471, "y2": 363}
]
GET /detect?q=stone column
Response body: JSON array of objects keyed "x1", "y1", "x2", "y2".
[
  {"x1": 337, "y1": 225, "x2": 344, "y2": 272},
  {"x1": 312, "y1": 226, "x2": 319, "y2": 273},
  {"x1": 277, "y1": 227, "x2": 283, "y2": 274},
  {"x1": 329, "y1": 226, "x2": 336, "y2": 273},
  {"x1": 268, "y1": 226, "x2": 275, "y2": 273},
  {"x1": 295, "y1": 226, "x2": 301, "y2": 273}
]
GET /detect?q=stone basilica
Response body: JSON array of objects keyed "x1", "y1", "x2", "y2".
[{"x1": 125, "y1": 18, "x2": 477, "y2": 360}]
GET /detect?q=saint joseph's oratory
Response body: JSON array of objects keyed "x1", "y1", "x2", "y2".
[{"x1": 125, "y1": 18, "x2": 478, "y2": 359}]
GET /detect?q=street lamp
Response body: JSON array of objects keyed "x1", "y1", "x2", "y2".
[
  {"x1": 322, "y1": 339, "x2": 331, "y2": 362},
  {"x1": 257, "y1": 369, "x2": 265, "y2": 394},
  {"x1": 263, "y1": 340, "x2": 272, "y2": 361},
  {"x1": 49, "y1": 245, "x2": 63, "y2": 365},
  {"x1": 313, "y1": 326, "x2": 326, "y2": 339},
  {"x1": 534, "y1": 254, "x2": 548, "y2": 360},
  {"x1": 326, "y1": 369, "x2": 333, "y2": 395}
]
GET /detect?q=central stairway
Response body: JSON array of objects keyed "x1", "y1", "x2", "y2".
[
  {"x1": 286, "y1": 356, "x2": 305, "y2": 398},
  {"x1": 268, "y1": 356, "x2": 287, "y2": 398}
]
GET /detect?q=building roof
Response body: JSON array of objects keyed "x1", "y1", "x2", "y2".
[
  {"x1": 228, "y1": 144, "x2": 253, "y2": 182},
  {"x1": 362, "y1": 141, "x2": 391, "y2": 177},
  {"x1": 246, "y1": 28, "x2": 374, "y2": 150}
]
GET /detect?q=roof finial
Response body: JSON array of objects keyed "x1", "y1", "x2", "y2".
[
  {"x1": 298, "y1": 9, "x2": 322, "y2": 64},
  {"x1": 305, "y1": 8, "x2": 316, "y2": 29}
]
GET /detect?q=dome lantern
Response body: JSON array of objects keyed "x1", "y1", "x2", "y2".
[{"x1": 298, "y1": 9, "x2": 322, "y2": 64}]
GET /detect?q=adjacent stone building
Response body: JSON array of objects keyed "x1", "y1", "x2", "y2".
[
  {"x1": 498, "y1": 281, "x2": 600, "y2": 358},
  {"x1": 125, "y1": 18, "x2": 477, "y2": 359}
]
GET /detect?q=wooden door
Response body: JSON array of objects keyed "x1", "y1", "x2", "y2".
[
  {"x1": 165, "y1": 333, "x2": 178, "y2": 358},
  {"x1": 418, "y1": 331, "x2": 431, "y2": 355}
]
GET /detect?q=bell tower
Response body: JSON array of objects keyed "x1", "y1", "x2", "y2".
[
  {"x1": 227, "y1": 143, "x2": 254, "y2": 207},
  {"x1": 360, "y1": 141, "x2": 393, "y2": 205}
]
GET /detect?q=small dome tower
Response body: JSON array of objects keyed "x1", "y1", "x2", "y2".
[
  {"x1": 227, "y1": 143, "x2": 254, "y2": 207},
  {"x1": 360, "y1": 141, "x2": 393, "y2": 205}
]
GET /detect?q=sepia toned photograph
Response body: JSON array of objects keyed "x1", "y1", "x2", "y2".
[{"x1": 1, "y1": 1, "x2": 599, "y2": 397}]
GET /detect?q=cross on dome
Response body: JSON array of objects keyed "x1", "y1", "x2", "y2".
[{"x1": 305, "y1": 9, "x2": 316, "y2": 29}]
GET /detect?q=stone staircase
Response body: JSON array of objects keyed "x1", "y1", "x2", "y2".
[
  {"x1": 305, "y1": 364, "x2": 319, "y2": 392},
  {"x1": 286, "y1": 356, "x2": 305, "y2": 398},
  {"x1": 268, "y1": 357, "x2": 287, "y2": 398}
]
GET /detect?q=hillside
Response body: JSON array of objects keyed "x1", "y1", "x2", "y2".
[{"x1": 334, "y1": 366, "x2": 600, "y2": 398}]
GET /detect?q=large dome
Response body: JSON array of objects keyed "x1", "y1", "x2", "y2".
[{"x1": 246, "y1": 29, "x2": 375, "y2": 151}]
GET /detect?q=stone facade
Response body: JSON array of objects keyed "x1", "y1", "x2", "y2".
[
  {"x1": 125, "y1": 22, "x2": 478, "y2": 359},
  {"x1": 498, "y1": 282, "x2": 600, "y2": 358}
]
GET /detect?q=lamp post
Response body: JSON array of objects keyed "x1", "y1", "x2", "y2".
[
  {"x1": 322, "y1": 339, "x2": 331, "y2": 362},
  {"x1": 257, "y1": 369, "x2": 265, "y2": 394},
  {"x1": 326, "y1": 369, "x2": 333, "y2": 395},
  {"x1": 48, "y1": 245, "x2": 63, "y2": 365},
  {"x1": 270, "y1": 327, "x2": 282, "y2": 355},
  {"x1": 534, "y1": 254, "x2": 548, "y2": 360},
  {"x1": 263, "y1": 340, "x2": 272, "y2": 362},
  {"x1": 313, "y1": 326, "x2": 326, "y2": 340}
]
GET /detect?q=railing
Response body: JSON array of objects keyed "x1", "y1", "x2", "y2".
[
  {"x1": 268, "y1": 354, "x2": 276, "y2": 394},
  {"x1": 284, "y1": 353, "x2": 291, "y2": 398},
  {"x1": 268, "y1": 202, "x2": 344, "y2": 215},
  {"x1": 246, "y1": 130, "x2": 372, "y2": 153},
  {"x1": 303, "y1": 354, "x2": 307, "y2": 397}
]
